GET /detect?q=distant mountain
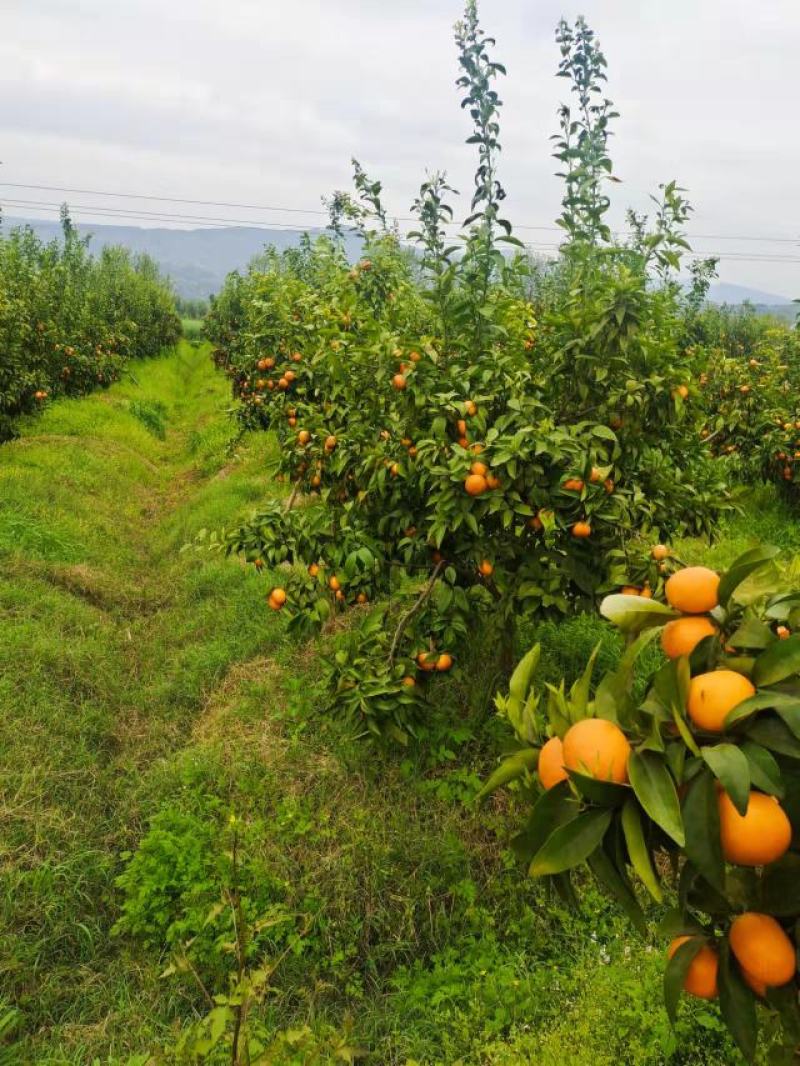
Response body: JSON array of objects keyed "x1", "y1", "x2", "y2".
[
  {"x1": 707, "y1": 282, "x2": 794, "y2": 306},
  {"x1": 3, "y1": 217, "x2": 797, "y2": 311},
  {"x1": 1, "y1": 216, "x2": 361, "y2": 299}
]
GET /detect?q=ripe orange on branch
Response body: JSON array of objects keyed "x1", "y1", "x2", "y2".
[
  {"x1": 665, "y1": 566, "x2": 720, "y2": 614},
  {"x1": 718, "y1": 790, "x2": 792, "y2": 866},
  {"x1": 667, "y1": 938, "x2": 718, "y2": 999},
  {"x1": 729, "y1": 913, "x2": 796, "y2": 988},
  {"x1": 661, "y1": 616, "x2": 718, "y2": 660},
  {"x1": 538, "y1": 736, "x2": 568, "y2": 790},
  {"x1": 686, "y1": 670, "x2": 755, "y2": 732},
  {"x1": 562, "y1": 718, "x2": 630, "y2": 783}
]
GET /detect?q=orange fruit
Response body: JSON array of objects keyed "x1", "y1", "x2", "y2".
[
  {"x1": 741, "y1": 968, "x2": 768, "y2": 998},
  {"x1": 661, "y1": 616, "x2": 718, "y2": 660},
  {"x1": 268, "y1": 588, "x2": 287, "y2": 610},
  {"x1": 562, "y1": 718, "x2": 631, "y2": 783},
  {"x1": 538, "y1": 736, "x2": 568, "y2": 790},
  {"x1": 478, "y1": 559, "x2": 494, "y2": 577},
  {"x1": 621, "y1": 586, "x2": 641, "y2": 596},
  {"x1": 458, "y1": 436, "x2": 469, "y2": 448},
  {"x1": 324, "y1": 435, "x2": 337, "y2": 452},
  {"x1": 687, "y1": 670, "x2": 755, "y2": 732},
  {"x1": 529, "y1": 514, "x2": 544, "y2": 532},
  {"x1": 564, "y1": 478, "x2": 585, "y2": 491},
  {"x1": 392, "y1": 374, "x2": 407, "y2": 390},
  {"x1": 329, "y1": 575, "x2": 341, "y2": 592},
  {"x1": 308, "y1": 563, "x2": 320, "y2": 577},
  {"x1": 485, "y1": 474, "x2": 501, "y2": 490},
  {"x1": 390, "y1": 462, "x2": 400, "y2": 477},
  {"x1": 284, "y1": 370, "x2": 296, "y2": 382},
  {"x1": 675, "y1": 384, "x2": 689, "y2": 399},
  {"x1": 718, "y1": 791, "x2": 791, "y2": 866},
  {"x1": 465, "y1": 473, "x2": 488, "y2": 496},
  {"x1": 465, "y1": 400, "x2": 477, "y2": 416},
  {"x1": 667, "y1": 937, "x2": 718, "y2": 999},
  {"x1": 777, "y1": 625, "x2": 791, "y2": 639},
  {"x1": 356, "y1": 592, "x2": 368, "y2": 604},
  {"x1": 572, "y1": 521, "x2": 592, "y2": 539},
  {"x1": 417, "y1": 652, "x2": 436, "y2": 673},
  {"x1": 435, "y1": 653, "x2": 453, "y2": 672},
  {"x1": 652, "y1": 544, "x2": 669, "y2": 561},
  {"x1": 729, "y1": 913, "x2": 796, "y2": 987},
  {"x1": 603, "y1": 477, "x2": 614, "y2": 494},
  {"x1": 402, "y1": 676, "x2": 417, "y2": 687},
  {"x1": 665, "y1": 566, "x2": 720, "y2": 614},
  {"x1": 457, "y1": 419, "x2": 467, "y2": 436},
  {"x1": 278, "y1": 377, "x2": 289, "y2": 390},
  {"x1": 470, "y1": 461, "x2": 488, "y2": 477},
  {"x1": 297, "y1": 430, "x2": 311, "y2": 445},
  {"x1": 589, "y1": 467, "x2": 602, "y2": 483}
]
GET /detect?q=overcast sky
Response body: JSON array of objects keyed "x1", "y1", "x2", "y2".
[{"x1": 1, "y1": 0, "x2": 798, "y2": 297}]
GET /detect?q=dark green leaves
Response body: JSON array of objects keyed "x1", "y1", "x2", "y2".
[
  {"x1": 740, "y1": 741, "x2": 784, "y2": 797},
  {"x1": 663, "y1": 936, "x2": 703, "y2": 1024},
  {"x1": 475, "y1": 748, "x2": 539, "y2": 803},
  {"x1": 529, "y1": 808, "x2": 612, "y2": 876},
  {"x1": 627, "y1": 750, "x2": 684, "y2": 845},
  {"x1": 718, "y1": 545, "x2": 779, "y2": 608},
  {"x1": 682, "y1": 768, "x2": 724, "y2": 891},
  {"x1": 718, "y1": 941, "x2": 757, "y2": 1062},
  {"x1": 752, "y1": 635, "x2": 800, "y2": 687},
  {"x1": 621, "y1": 798, "x2": 662, "y2": 902},
  {"x1": 701, "y1": 744, "x2": 750, "y2": 815},
  {"x1": 758, "y1": 853, "x2": 800, "y2": 916},
  {"x1": 511, "y1": 781, "x2": 578, "y2": 865},
  {"x1": 587, "y1": 844, "x2": 647, "y2": 935}
]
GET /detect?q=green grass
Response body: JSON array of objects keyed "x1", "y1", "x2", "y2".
[{"x1": 0, "y1": 344, "x2": 781, "y2": 1063}]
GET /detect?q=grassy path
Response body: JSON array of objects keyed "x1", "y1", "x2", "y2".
[
  {"x1": 0, "y1": 342, "x2": 286, "y2": 1059},
  {"x1": 1, "y1": 341, "x2": 772, "y2": 1063}
]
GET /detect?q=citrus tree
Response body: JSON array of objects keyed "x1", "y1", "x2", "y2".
[
  {"x1": 480, "y1": 546, "x2": 800, "y2": 1061},
  {"x1": 206, "y1": 4, "x2": 728, "y2": 741},
  {"x1": 0, "y1": 208, "x2": 180, "y2": 441},
  {"x1": 687, "y1": 303, "x2": 800, "y2": 496}
]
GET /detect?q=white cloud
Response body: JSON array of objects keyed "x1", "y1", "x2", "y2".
[{"x1": 0, "y1": 0, "x2": 797, "y2": 296}]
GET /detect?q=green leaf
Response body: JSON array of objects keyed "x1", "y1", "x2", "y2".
[
  {"x1": 683, "y1": 768, "x2": 725, "y2": 892},
  {"x1": 740, "y1": 741, "x2": 784, "y2": 798},
  {"x1": 725, "y1": 690, "x2": 800, "y2": 728},
  {"x1": 701, "y1": 744, "x2": 750, "y2": 815},
  {"x1": 475, "y1": 748, "x2": 539, "y2": 803},
  {"x1": 510, "y1": 781, "x2": 579, "y2": 864},
  {"x1": 621, "y1": 798, "x2": 662, "y2": 902},
  {"x1": 718, "y1": 940, "x2": 757, "y2": 1062},
  {"x1": 530, "y1": 808, "x2": 613, "y2": 877},
  {"x1": 587, "y1": 842, "x2": 647, "y2": 935},
  {"x1": 718, "y1": 545, "x2": 780, "y2": 608},
  {"x1": 627, "y1": 750, "x2": 685, "y2": 846},
  {"x1": 728, "y1": 615, "x2": 775, "y2": 651},
  {"x1": 758, "y1": 853, "x2": 800, "y2": 916},
  {"x1": 664, "y1": 936, "x2": 704, "y2": 1024},
  {"x1": 508, "y1": 643, "x2": 541, "y2": 704},
  {"x1": 569, "y1": 642, "x2": 600, "y2": 719},
  {"x1": 746, "y1": 717, "x2": 800, "y2": 758},
  {"x1": 753, "y1": 635, "x2": 800, "y2": 687},
  {"x1": 567, "y1": 770, "x2": 629, "y2": 807},
  {"x1": 599, "y1": 594, "x2": 677, "y2": 635}
]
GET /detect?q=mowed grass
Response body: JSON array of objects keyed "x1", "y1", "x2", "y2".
[{"x1": 0, "y1": 345, "x2": 783, "y2": 1063}]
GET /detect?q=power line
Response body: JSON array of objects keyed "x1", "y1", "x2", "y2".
[
  {"x1": 1, "y1": 180, "x2": 798, "y2": 246},
  {"x1": 3, "y1": 199, "x2": 800, "y2": 265}
]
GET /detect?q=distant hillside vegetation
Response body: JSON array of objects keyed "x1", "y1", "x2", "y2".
[{"x1": 2, "y1": 217, "x2": 796, "y2": 312}]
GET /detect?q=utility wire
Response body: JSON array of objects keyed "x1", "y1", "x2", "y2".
[
  {"x1": 0, "y1": 180, "x2": 798, "y2": 246},
  {"x1": 3, "y1": 199, "x2": 800, "y2": 265}
]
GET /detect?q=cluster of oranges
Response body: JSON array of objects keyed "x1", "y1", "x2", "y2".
[{"x1": 536, "y1": 559, "x2": 798, "y2": 1002}]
